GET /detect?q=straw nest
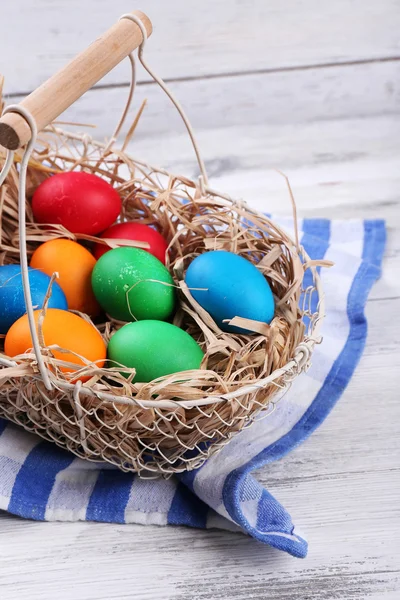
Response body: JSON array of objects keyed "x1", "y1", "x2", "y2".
[{"x1": 0, "y1": 114, "x2": 325, "y2": 476}]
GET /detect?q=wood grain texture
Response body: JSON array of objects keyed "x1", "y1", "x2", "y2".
[
  {"x1": 2, "y1": 0, "x2": 400, "y2": 94},
  {"x1": 31, "y1": 60, "x2": 400, "y2": 140},
  {"x1": 7, "y1": 61, "x2": 398, "y2": 223},
  {"x1": 1, "y1": 1, "x2": 399, "y2": 599}
]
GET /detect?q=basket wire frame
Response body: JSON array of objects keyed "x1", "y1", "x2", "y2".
[{"x1": 0, "y1": 14, "x2": 325, "y2": 477}]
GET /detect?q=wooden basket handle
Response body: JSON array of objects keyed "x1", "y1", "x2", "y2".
[{"x1": 0, "y1": 10, "x2": 152, "y2": 150}]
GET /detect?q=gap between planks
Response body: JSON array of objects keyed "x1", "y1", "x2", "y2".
[{"x1": 7, "y1": 55, "x2": 400, "y2": 99}]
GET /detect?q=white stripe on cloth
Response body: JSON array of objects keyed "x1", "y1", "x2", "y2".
[
  {"x1": 330, "y1": 220, "x2": 364, "y2": 257},
  {"x1": 45, "y1": 458, "x2": 101, "y2": 521},
  {"x1": 0, "y1": 424, "x2": 39, "y2": 510},
  {"x1": 206, "y1": 511, "x2": 242, "y2": 532},
  {"x1": 124, "y1": 476, "x2": 177, "y2": 525},
  {"x1": 240, "y1": 498, "x2": 262, "y2": 528}
]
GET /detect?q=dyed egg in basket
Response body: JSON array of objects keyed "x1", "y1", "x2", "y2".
[
  {"x1": 92, "y1": 247, "x2": 176, "y2": 322},
  {"x1": 5, "y1": 309, "x2": 106, "y2": 382},
  {"x1": 93, "y1": 221, "x2": 168, "y2": 263},
  {"x1": 30, "y1": 239, "x2": 101, "y2": 317},
  {"x1": 32, "y1": 171, "x2": 122, "y2": 236},
  {"x1": 0, "y1": 264, "x2": 68, "y2": 334}
]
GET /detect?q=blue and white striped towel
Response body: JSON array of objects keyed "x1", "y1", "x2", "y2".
[{"x1": 0, "y1": 218, "x2": 385, "y2": 558}]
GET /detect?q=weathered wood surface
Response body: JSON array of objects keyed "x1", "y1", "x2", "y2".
[
  {"x1": 6, "y1": 61, "x2": 400, "y2": 223},
  {"x1": 2, "y1": 0, "x2": 400, "y2": 94},
  {"x1": 0, "y1": 1, "x2": 399, "y2": 598}
]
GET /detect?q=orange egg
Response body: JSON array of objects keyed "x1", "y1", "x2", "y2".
[
  {"x1": 30, "y1": 239, "x2": 100, "y2": 316},
  {"x1": 5, "y1": 308, "x2": 106, "y2": 381}
]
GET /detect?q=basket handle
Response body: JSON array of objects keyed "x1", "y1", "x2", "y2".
[{"x1": 0, "y1": 10, "x2": 152, "y2": 150}]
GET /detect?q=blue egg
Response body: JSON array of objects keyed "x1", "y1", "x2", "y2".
[
  {"x1": 0, "y1": 264, "x2": 68, "y2": 334},
  {"x1": 185, "y1": 251, "x2": 275, "y2": 334}
]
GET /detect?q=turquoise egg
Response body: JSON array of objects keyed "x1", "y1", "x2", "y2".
[
  {"x1": 0, "y1": 264, "x2": 68, "y2": 334},
  {"x1": 185, "y1": 251, "x2": 275, "y2": 334}
]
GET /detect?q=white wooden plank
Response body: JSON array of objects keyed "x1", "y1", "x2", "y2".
[
  {"x1": 370, "y1": 231, "x2": 400, "y2": 301},
  {"x1": 28, "y1": 60, "x2": 398, "y2": 140},
  {"x1": 6, "y1": 62, "x2": 399, "y2": 224},
  {"x1": 1, "y1": 0, "x2": 400, "y2": 94},
  {"x1": 0, "y1": 512, "x2": 399, "y2": 600},
  {"x1": 6, "y1": 62, "x2": 399, "y2": 294},
  {"x1": 1, "y1": 458, "x2": 399, "y2": 600},
  {"x1": 1, "y1": 5, "x2": 399, "y2": 595},
  {"x1": 257, "y1": 299, "x2": 400, "y2": 486}
]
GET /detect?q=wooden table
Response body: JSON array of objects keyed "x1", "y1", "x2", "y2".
[{"x1": 1, "y1": 2, "x2": 399, "y2": 598}]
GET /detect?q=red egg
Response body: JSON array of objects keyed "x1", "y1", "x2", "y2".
[
  {"x1": 32, "y1": 172, "x2": 122, "y2": 235},
  {"x1": 93, "y1": 222, "x2": 169, "y2": 264}
]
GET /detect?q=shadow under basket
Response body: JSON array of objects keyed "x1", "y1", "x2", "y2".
[{"x1": 0, "y1": 128, "x2": 325, "y2": 477}]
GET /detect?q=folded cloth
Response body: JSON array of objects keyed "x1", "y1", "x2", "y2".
[{"x1": 0, "y1": 219, "x2": 385, "y2": 558}]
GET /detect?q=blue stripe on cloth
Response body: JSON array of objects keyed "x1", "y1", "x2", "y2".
[
  {"x1": 220, "y1": 219, "x2": 385, "y2": 557},
  {"x1": 222, "y1": 474, "x2": 308, "y2": 558},
  {"x1": 239, "y1": 473, "x2": 262, "y2": 502},
  {"x1": 8, "y1": 442, "x2": 74, "y2": 520},
  {"x1": 181, "y1": 219, "x2": 331, "y2": 494},
  {"x1": 256, "y1": 489, "x2": 308, "y2": 557},
  {"x1": 256, "y1": 488, "x2": 297, "y2": 532},
  {"x1": 302, "y1": 218, "x2": 330, "y2": 239},
  {"x1": 179, "y1": 467, "x2": 197, "y2": 492},
  {"x1": 168, "y1": 483, "x2": 208, "y2": 528},
  {"x1": 0, "y1": 420, "x2": 7, "y2": 435},
  {"x1": 86, "y1": 470, "x2": 134, "y2": 523},
  {"x1": 301, "y1": 219, "x2": 331, "y2": 323},
  {"x1": 363, "y1": 220, "x2": 386, "y2": 265},
  {"x1": 217, "y1": 218, "x2": 331, "y2": 557}
]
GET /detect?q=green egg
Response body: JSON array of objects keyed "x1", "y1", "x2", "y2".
[
  {"x1": 91, "y1": 247, "x2": 176, "y2": 322},
  {"x1": 108, "y1": 320, "x2": 204, "y2": 382}
]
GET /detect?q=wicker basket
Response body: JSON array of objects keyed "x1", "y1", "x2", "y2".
[{"x1": 0, "y1": 11, "x2": 325, "y2": 477}]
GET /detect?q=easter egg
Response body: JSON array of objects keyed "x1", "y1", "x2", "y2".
[
  {"x1": 185, "y1": 251, "x2": 275, "y2": 334},
  {"x1": 0, "y1": 264, "x2": 68, "y2": 334},
  {"x1": 5, "y1": 308, "x2": 106, "y2": 380},
  {"x1": 93, "y1": 222, "x2": 168, "y2": 264},
  {"x1": 32, "y1": 172, "x2": 121, "y2": 235},
  {"x1": 108, "y1": 320, "x2": 204, "y2": 382},
  {"x1": 30, "y1": 239, "x2": 100, "y2": 316},
  {"x1": 92, "y1": 247, "x2": 176, "y2": 322}
]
